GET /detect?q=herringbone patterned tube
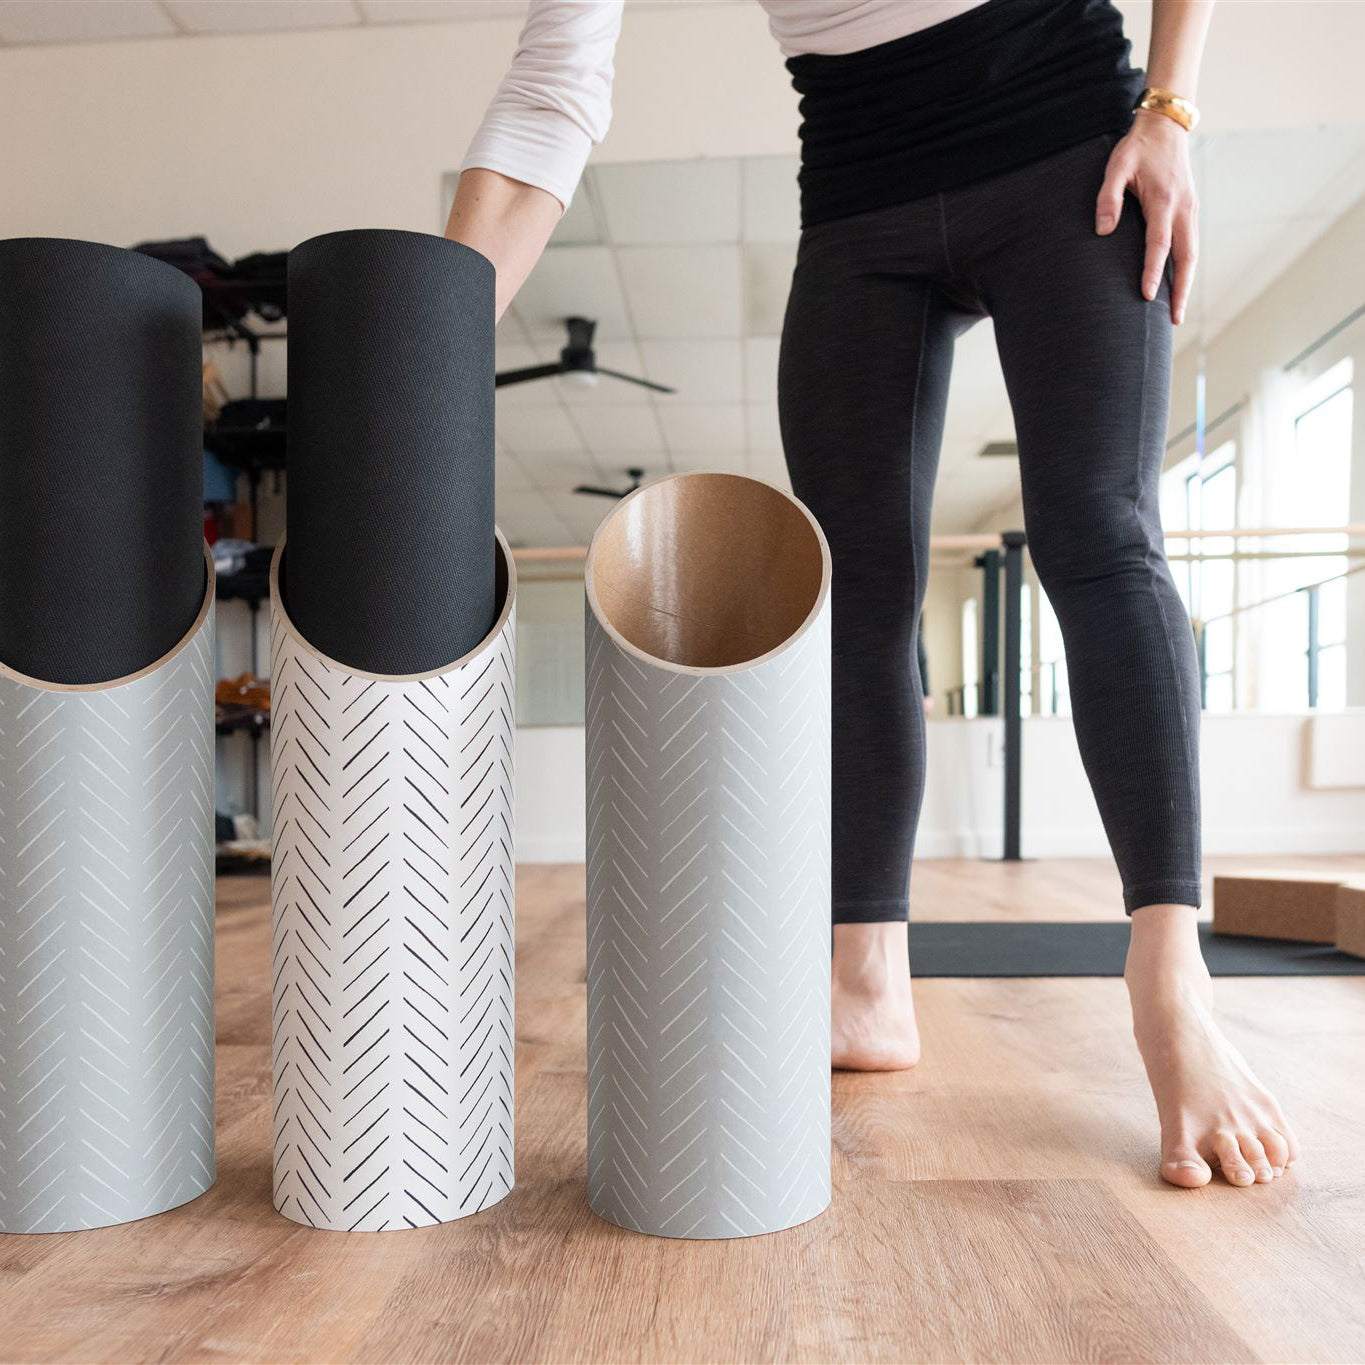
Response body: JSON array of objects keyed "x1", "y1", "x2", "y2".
[
  {"x1": 0, "y1": 554, "x2": 216, "y2": 1233},
  {"x1": 269, "y1": 535, "x2": 516, "y2": 1231},
  {"x1": 585, "y1": 474, "x2": 832, "y2": 1239}
]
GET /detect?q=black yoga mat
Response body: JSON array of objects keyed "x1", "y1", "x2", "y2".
[
  {"x1": 910, "y1": 921, "x2": 1365, "y2": 977},
  {"x1": 285, "y1": 230, "x2": 495, "y2": 675},
  {"x1": 0, "y1": 237, "x2": 204, "y2": 685}
]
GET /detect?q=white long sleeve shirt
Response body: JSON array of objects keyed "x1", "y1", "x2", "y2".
[{"x1": 460, "y1": 1, "x2": 989, "y2": 208}]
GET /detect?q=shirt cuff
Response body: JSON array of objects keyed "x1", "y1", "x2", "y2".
[{"x1": 460, "y1": 105, "x2": 593, "y2": 212}]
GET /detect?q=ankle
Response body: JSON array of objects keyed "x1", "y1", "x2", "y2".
[{"x1": 832, "y1": 921, "x2": 909, "y2": 997}]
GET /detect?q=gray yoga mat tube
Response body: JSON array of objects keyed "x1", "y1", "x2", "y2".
[
  {"x1": 584, "y1": 472, "x2": 833, "y2": 1239},
  {"x1": 285, "y1": 230, "x2": 495, "y2": 675},
  {"x1": 0, "y1": 237, "x2": 204, "y2": 685}
]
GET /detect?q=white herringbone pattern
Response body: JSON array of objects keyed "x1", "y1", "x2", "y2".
[
  {"x1": 0, "y1": 609, "x2": 216, "y2": 1233},
  {"x1": 270, "y1": 573, "x2": 515, "y2": 1232},
  {"x1": 585, "y1": 603, "x2": 831, "y2": 1239}
]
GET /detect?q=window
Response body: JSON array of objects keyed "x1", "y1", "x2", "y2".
[
  {"x1": 1037, "y1": 589, "x2": 1070, "y2": 716},
  {"x1": 1260, "y1": 359, "x2": 1352, "y2": 710},
  {"x1": 1162, "y1": 440, "x2": 1237, "y2": 710},
  {"x1": 1019, "y1": 585, "x2": 1032, "y2": 717},
  {"x1": 961, "y1": 597, "x2": 979, "y2": 718}
]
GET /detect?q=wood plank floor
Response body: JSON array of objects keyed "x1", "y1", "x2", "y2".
[{"x1": 3, "y1": 857, "x2": 1364, "y2": 1364}]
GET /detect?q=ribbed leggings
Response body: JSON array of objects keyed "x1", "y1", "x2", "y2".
[{"x1": 778, "y1": 134, "x2": 1202, "y2": 922}]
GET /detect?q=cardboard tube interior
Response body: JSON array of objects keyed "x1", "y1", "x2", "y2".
[
  {"x1": 270, "y1": 531, "x2": 516, "y2": 1231},
  {"x1": 0, "y1": 237, "x2": 205, "y2": 685},
  {"x1": 585, "y1": 475, "x2": 832, "y2": 1240},
  {"x1": 589, "y1": 472, "x2": 828, "y2": 670},
  {"x1": 284, "y1": 229, "x2": 496, "y2": 677},
  {"x1": 0, "y1": 548, "x2": 217, "y2": 1233}
]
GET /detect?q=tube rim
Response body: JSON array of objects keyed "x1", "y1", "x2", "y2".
[
  {"x1": 584, "y1": 471, "x2": 831, "y2": 678},
  {"x1": 0, "y1": 541, "x2": 216, "y2": 693},
  {"x1": 270, "y1": 528, "x2": 516, "y2": 683}
]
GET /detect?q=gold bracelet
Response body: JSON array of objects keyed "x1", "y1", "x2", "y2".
[{"x1": 1135, "y1": 86, "x2": 1200, "y2": 132}]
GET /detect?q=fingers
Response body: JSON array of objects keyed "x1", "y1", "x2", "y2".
[
  {"x1": 1169, "y1": 199, "x2": 1198, "y2": 325},
  {"x1": 1095, "y1": 156, "x2": 1128, "y2": 235},
  {"x1": 1142, "y1": 198, "x2": 1174, "y2": 306}
]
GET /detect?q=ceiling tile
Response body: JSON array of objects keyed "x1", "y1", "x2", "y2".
[
  {"x1": 639, "y1": 340, "x2": 743, "y2": 404},
  {"x1": 595, "y1": 159, "x2": 741, "y2": 246},
  {"x1": 746, "y1": 447, "x2": 792, "y2": 491},
  {"x1": 559, "y1": 341, "x2": 652, "y2": 407},
  {"x1": 744, "y1": 401, "x2": 783, "y2": 454},
  {"x1": 0, "y1": 0, "x2": 173, "y2": 42},
  {"x1": 496, "y1": 405, "x2": 584, "y2": 456},
  {"x1": 358, "y1": 0, "x2": 525, "y2": 22},
  {"x1": 617, "y1": 245, "x2": 742, "y2": 340},
  {"x1": 549, "y1": 172, "x2": 607, "y2": 246},
  {"x1": 495, "y1": 342, "x2": 559, "y2": 407},
  {"x1": 514, "y1": 246, "x2": 633, "y2": 342},
  {"x1": 668, "y1": 450, "x2": 748, "y2": 475},
  {"x1": 570, "y1": 405, "x2": 665, "y2": 457},
  {"x1": 494, "y1": 450, "x2": 536, "y2": 493},
  {"x1": 743, "y1": 242, "x2": 798, "y2": 336},
  {"x1": 742, "y1": 156, "x2": 801, "y2": 243},
  {"x1": 742, "y1": 337, "x2": 780, "y2": 405},
  {"x1": 657, "y1": 404, "x2": 745, "y2": 453},
  {"x1": 163, "y1": 0, "x2": 360, "y2": 33}
]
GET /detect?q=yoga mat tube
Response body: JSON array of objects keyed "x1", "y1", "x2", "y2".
[
  {"x1": 0, "y1": 549, "x2": 217, "y2": 1233},
  {"x1": 584, "y1": 473, "x2": 833, "y2": 1239},
  {"x1": 285, "y1": 229, "x2": 495, "y2": 676},
  {"x1": 0, "y1": 237, "x2": 204, "y2": 685},
  {"x1": 269, "y1": 531, "x2": 516, "y2": 1231}
]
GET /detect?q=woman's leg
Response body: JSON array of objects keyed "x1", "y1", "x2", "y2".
[
  {"x1": 973, "y1": 138, "x2": 1298, "y2": 1185},
  {"x1": 778, "y1": 204, "x2": 980, "y2": 1069}
]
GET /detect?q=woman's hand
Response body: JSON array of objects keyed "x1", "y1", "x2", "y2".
[{"x1": 1095, "y1": 111, "x2": 1199, "y2": 325}]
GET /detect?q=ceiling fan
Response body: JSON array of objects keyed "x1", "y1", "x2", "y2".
[
  {"x1": 574, "y1": 466, "x2": 646, "y2": 500},
  {"x1": 495, "y1": 317, "x2": 675, "y2": 394}
]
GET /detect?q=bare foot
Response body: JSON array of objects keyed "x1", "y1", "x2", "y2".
[
  {"x1": 831, "y1": 922, "x2": 920, "y2": 1071},
  {"x1": 1126, "y1": 905, "x2": 1301, "y2": 1189}
]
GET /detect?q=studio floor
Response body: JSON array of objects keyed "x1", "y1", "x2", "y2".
[{"x1": 3, "y1": 856, "x2": 1365, "y2": 1364}]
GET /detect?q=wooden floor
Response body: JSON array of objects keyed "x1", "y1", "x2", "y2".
[{"x1": 4, "y1": 856, "x2": 1365, "y2": 1364}]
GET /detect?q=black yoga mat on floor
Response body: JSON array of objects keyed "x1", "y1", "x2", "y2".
[
  {"x1": 910, "y1": 922, "x2": 1365, "y2": 977},
  {"x1": 0, "y1": 238, "x2": 204, "y2": 684},
  {"x1": 285, "y1": 230, "x2": 495, "y2": 676}
]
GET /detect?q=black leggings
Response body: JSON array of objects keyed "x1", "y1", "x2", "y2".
[{"x1": 778, "y1": 134, "x2": 1202, "y2": 923}]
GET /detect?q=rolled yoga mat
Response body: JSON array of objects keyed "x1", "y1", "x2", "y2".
[
  {"x1": 284, "y1": 229, "x2": 495, "y2": 677},
  {"x1": 269, "y1": 532, "x2": 516, "y2": 1231},
  {"x1": 0, "y1": 237, "x2": 205, "y2": 685},
  {"x1": 584, "y1": 472, "x2": 833, "y2": 1239},
  {"x1": 0, "y1": 549, "x2": 217, "y2": 1233},
  {"x1": 0, "y1": 238, "x2": 215, "y2": 1234}
]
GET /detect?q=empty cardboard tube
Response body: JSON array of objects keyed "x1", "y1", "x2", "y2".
[
  {"x1": 269, "y1": 531, "x2": 516, "y2": 1231},
  {"x1": 0, "y1": 547, "x2": 217, "y2": 1233},
  {"x1": 0, "y1": 237, "x2": 205, "y2": 686},
  {"x1": 584, "y1": 472, "x2": 833, "y2": 1239},
  {"x1": 284, "y1": 229, "x2": 496, "y2": 676}
]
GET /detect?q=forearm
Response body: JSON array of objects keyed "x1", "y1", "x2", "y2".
[
  {"x1": 444, "y1": 168, "x2": 562, "y2": 321},
  {"x1": 1144, "y1": 0, "x2": 1214, "y2": 96}
]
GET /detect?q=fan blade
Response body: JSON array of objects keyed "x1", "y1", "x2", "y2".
[
  {"x1": 495, "y1": 362, "x2": 566, "y2": 388},
  {"x1": 595, "y1": 366, "x2": 676, "y2": 394},
  {"x1": 573, "y1": 484, "x2": 628, "y2": 499}
]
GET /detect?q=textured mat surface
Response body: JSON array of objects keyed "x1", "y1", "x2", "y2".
[
  {"x1": 910, "y1": 921, "x2": 1365, "y2": 977},
  {"x1": 0, "y1": 237, "x2": 204, "y2": 684},
  {"x1": 286, "y1": 229, "x2": 494, "y2": 675}
]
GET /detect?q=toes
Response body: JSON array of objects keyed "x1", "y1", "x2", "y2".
[
  {"x1": 1160, "y1": 1140, "x2": 1212, "y2": 1188},
  {"x1": 1238, "y1": 1134, "x2": 1274, "y2": 1183},
  {"x1": 1259, "y1": 1129, "x2": 1290, "y2": 1177},
  {"x1": 1212, "y1": 1130, "x2": 1256, "y2": 1187}
]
